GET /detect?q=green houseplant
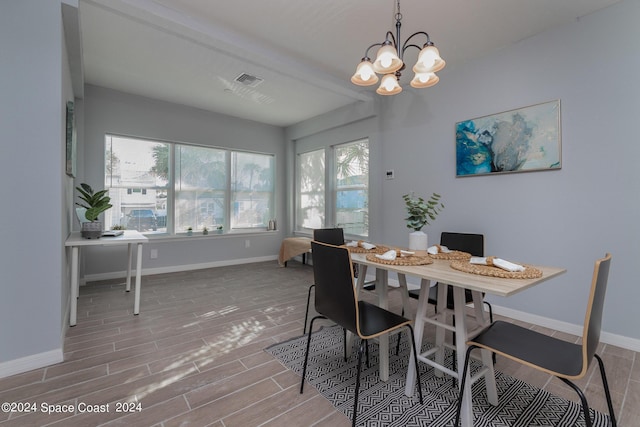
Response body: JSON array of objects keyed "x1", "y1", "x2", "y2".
[
  {"x1": 402, "y1": 192, "x2": 444, "y2": 250},
  {"x1": 76, "y1": 183, "x2": 112, "y2": 239}
]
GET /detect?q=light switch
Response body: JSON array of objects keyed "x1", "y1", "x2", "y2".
[{"x1": 385, "y1": 170, "x2": 395, "y2": 180}]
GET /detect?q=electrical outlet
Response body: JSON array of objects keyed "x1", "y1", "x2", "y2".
[
  {"x1": 245, "y1": 239, "x2": 250, "y2": 248},
  {"x1": 150, "y1": 249, "x2": 158, "y2": 259}
]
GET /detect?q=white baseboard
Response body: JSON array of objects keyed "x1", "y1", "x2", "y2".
[
  {"x1": 83, "y1": 255, "x2": 278, "y2": 282},
  {"x1": 492, "y1": 305, "x2": 640, "y2": 353},
  {"x1": 0, "y1": 349, "x2": 63, "y2": 379}
]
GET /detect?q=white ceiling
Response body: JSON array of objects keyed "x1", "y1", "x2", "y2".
[{"x1": 78, "y1": 0, "x2": 621, "y2": 127}]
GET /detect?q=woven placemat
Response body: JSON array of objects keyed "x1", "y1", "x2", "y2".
[
  {"x1": 347, "y1": 245, "x2": 389, "y2": 254},
  {"x1": 428, "y1": 250, "x2": 472, "y2": 260},
  {"x1": 450, "y1": 260, "x2": 543, "y2": 279},
  {"x1": 365, "y1": 253, "x2": 433, "y2": 266}
]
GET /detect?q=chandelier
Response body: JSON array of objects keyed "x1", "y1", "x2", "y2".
[{"x1": 351, "y1": 0, "x2": 445, "y2": 95}]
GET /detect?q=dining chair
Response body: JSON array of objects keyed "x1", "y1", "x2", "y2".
[
  {"x1": 408, "y1": 232, "x2": 493, "y2": 322},
  {"x1": 302, "y1": 228, "x2": 345, "y2": 334},
  {"x1": 402, "y1": 232, "x2": 494, "y2": 365},
  {"x1": 301, "y1": 241, "x2": 424, "y2": 427},
  {"x1": 454, "y1": 253, "x2": 616, "y2": 427}
]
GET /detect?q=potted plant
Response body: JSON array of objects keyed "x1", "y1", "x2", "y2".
[
  {"x1": 402, "y1": 192, "x2": 444, "y2": 250},
  {"x1": 76, "y1": 183, "x2": 112, "y2": 239},
  {"x1": 215, "y1": 225, "x2": 223, "y2": 234},
  {"x1": 202, "y1": 226, "x2": 209, "y2": 235},
  {"x1": 186, "y1": 226, "x2": 193, "y2": 236}
]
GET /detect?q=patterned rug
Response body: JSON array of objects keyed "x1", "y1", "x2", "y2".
[{"x1": 266, "y1": 325, "x2": 612, "y2": 427}]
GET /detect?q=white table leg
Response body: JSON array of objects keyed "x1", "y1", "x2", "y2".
[
  {"x1": 377, "y1": 268, "x2": 389, "y2": 381},
  {"x1": 434, "y1": 283, "x2": 448, "y2": 377},
  {"x1": 70, "y1": 246, "x2": 79, "y2": 326},
  {"x1": 125, "y1": 243, "x2": 133, "y2": 292},
  {"x1": 471, "y1": 291, "x2": 498, "y2": 405},
  {"x1": 453, "y1": 286, "x2": 473, "y2": 427},
  {"x1": 355, "y1": 264, "x2": 368, "y2": 297},
  {"x1": 405, "y1": 277, "x2": 430, "y2": 396},
  {"x1": 134, "y1": 242, "x2": 142, "y2": 315}
]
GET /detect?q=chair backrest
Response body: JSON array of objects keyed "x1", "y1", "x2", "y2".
[
  {"x1": 310, "y1": 241, "x2": 358, "y2": 334},
  {"x1": 313, "y1": 228, "x2": 345, "y2": 246},
  {"x1": 440, "y1": 232, "x2": 484, "y2": 256},
  {"x1": 581, "y1": 253, "x2": 612, "y2": 372}
]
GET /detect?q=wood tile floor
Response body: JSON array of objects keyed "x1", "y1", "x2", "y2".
[{"x1": 0, "y1": 260, "x2": 637, "y2": 426}]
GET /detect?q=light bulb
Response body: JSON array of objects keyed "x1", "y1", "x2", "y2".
[
  {"x1": 383, "y1": 78, "x2": 395, "y2": 91},
  {"x1": 418, "y1": 51, "x2": 436, "y2": 69},
  {"x1": 380, "y1": 55, "x2": 392, "y2": 69},
  {"x1": 419, "y1": 72, "x2": 434, "y2": 83},
  {"x1": 360, "y1": 68, "x2": 373, "y2": 81}
]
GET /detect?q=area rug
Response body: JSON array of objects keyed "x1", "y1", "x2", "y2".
[{"x1": 266, "y1": 325, "x2": 612, "y2": 427}]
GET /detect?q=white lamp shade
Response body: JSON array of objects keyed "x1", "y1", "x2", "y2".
[
  {"x1": 372, "y1": 44, "x2": 403, "y2": 74},
  {"x1": 410, "y1": 72, "x2": 439, "y2": 89},
  {"x1": 413, "y1": 45, "x2": 446, "y2": 73},
  {"x1": 351, "y1": 60, "x2": 379, "y2": 86},
  {"x1": 376, "y1": 74, "x2": 402, "y2": 95}
]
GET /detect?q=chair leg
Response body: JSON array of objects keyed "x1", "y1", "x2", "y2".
[
  {"x1": 365, "y1": 339, "x2": 370, "y2": 368},
  {"x1": 300, "y1": 315, "x2": 326, "y2": 394},
  {"x1": 352, "y1": 339, "x2": 366, "y2": 427},
  {"x1": 454, "y1": 345, "x2": 477, "y2": 427},
  {"x1": 483, "y1": 301, "x2": 497, "y2": 364},
  {"x1": 343, "y1": 328, "x2": 348, "y2": 362},
  {"x1": 406, "y1": 324, "x2": 424, "y2": 404},
  {"x1": 483, "y1": 301, "x2": 494, "y2": 323},
  {"x1": 303, "y1": 284, "x2": 315, "y2": 334},
  {"x1": 395, "y1": 329, "x2": 402, "y2": 355},
  {"x1": 559, "y1": 377, "x2": 593, "y2": 427},
  {"x1": 595, "y1": 354, "x2": 618, "y2": 427}
]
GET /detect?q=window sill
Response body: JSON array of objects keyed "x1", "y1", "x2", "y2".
[{"x1": 142, "y1": 229, "x2": 279, "y2": 242}]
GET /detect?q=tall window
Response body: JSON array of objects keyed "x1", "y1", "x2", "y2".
[
  {"x1": 175, "y1": 145, "x2": 226, "y2": 231},
  {"x1": 105, "y1": 137, "x2": 169, "y2": 233},
  {"x1": 296, "y1": 149, "x2": 325, "y2": 230},
  {"x1": 295, "y1": 139, "x2": 369, "y2": 237},
  {"x1": 335, "y1": 139, "x2": 369, "y2": 237},
  {"x1": 105, "y1": 135, "x2": 274, "y2": 234},
  {"x1": 231, "y1": 152, "x2": 274, "y2": 229}
]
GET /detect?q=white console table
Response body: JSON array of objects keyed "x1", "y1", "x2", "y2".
[{"x1": 65, "y1": 230, "x2": 148, "y2": 326}]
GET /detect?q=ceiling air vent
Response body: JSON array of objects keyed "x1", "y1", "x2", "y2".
[{"x1": 234, "y1": 73, "x2": 263, "y2": 88}]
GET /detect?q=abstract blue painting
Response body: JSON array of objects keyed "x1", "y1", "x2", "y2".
[{"x1": 456, "y1": 100, "x2": 561, "y2": 176}]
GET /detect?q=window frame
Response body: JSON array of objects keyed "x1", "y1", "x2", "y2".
[
  {"x1": 294, "y1": 138, "x2": 369, "y2": 238},
  {"x1": 104, "y1": 134, "x2": 275, "y2": 236}
]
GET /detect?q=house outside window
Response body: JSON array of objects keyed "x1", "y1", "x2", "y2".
[{"x1": 105, "y1": 134, "x2": 274, "y2": 234}]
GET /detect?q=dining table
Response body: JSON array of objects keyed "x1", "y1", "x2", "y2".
[{"x1": 349, "y1": 249, "x2": 566, "y2": 427}]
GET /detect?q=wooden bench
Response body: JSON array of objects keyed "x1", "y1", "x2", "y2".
[{"x1": 278, "y1": 237, "x2": 312, "y2": 266}]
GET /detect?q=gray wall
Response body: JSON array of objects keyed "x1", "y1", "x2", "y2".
[
  {"x1": 293, "y1": 1, "x2": 639, "y2": 343},
  {"x1": 379, "y1": 0, "x2": 639, "y2": 341},
  {"x1": 0, "y1": 0, "x2": 70, "y2": 371},
  {"x1": 80, "y1": 85, "x2": 286, "y2": 276}
]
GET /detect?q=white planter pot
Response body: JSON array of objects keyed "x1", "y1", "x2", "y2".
[{"x1": 409, "y1": 230, "x2": 428, "y2": 251}]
